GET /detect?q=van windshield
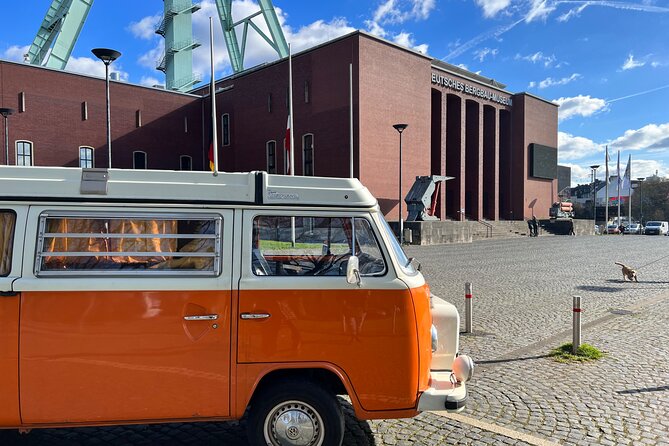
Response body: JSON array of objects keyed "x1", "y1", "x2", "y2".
[
  {"x1": 647, "y1": 222, "x2": 660, "y2": 227},
  {"x1": 377, "y1": 215, "x2": 417, "y2": 276}
]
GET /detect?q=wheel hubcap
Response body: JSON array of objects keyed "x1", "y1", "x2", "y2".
[{"x1": 265, "y1": 401, "x2": 324, "y2": 446}]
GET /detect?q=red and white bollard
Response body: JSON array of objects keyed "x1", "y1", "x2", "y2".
[
  {"x1": 465, "y1": 282, "x2": 473, "y2": 334},
  {"x1": 572, "y1": 295, "x2": 582, "y2": 354}
]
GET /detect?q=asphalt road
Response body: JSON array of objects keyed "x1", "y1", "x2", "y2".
[{"x1": 3, "y1": 234, "x2": 669, "y2": 445}]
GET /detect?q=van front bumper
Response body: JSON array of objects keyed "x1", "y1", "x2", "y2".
[{"x1": 417, "y1": 370, "x2": 468, "y2": 412}]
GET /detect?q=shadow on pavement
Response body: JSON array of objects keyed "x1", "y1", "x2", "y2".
[
  {"x1": 0, "y1": 399, "x2": 376, "y2": 446},
  {"x1": 575, "y1": 285, "x2": 624, "y2": 293},
  {"x1": 476, "y1": 354, "x2": 550, "y2": 365},
  {"x1": 616, "y1": 384, "x2": 669, "y2": 395}
]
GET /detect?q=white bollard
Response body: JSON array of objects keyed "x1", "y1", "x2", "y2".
[
  {"x1": 572, "y1": 295, "x2": 582, "y2": 354},
  {"x1": 465, "y1": 282, "x2": 473, "y2": 334}
]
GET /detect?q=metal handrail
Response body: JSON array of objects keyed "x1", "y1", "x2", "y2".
[{"x1": 477, "y1": 219, "x2": 493, "y2": 238}]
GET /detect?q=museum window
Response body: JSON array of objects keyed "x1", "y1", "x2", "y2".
[
  {"x1": 79, "y1": 146, "x2": 94, "y2": 168},
  {"x1": 266, "y1": 140, "x2": 277, "y2": 174},
  {"x1": 267, "y1": 94, "x2": 272, "y2": 113},
  {"x1": 304, "y1": 81, "x2": 310, "y2": 103},
  {"x1": 303, "y1": 133, "x2": 314, "y2": 176},
  {"x1": 16, "y1": 141, "x2": 33, "y2": 166},
  {"x1": 18, "y1": 92, "x2": 26, "y2": 113},
  {"x1": 180, "y1": 155, "x2": 193, "y2": 171},
  {"x1": 81, "y1": 102, "x2": 88, "y2": 121},
  {"x1": 133, "y1": 151, "x2": 147, "y2": 169},
  {"x1": 221, "y1": 113, "x2": 230, "y2": 146}
]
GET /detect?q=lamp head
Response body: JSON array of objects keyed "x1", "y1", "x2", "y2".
[
  {"x1": 0, "y1": 108, "x2": 15, "y2": 118},
  {"x1": 92, "y1": 48, "x2": 121, "y2": 64},
  {"x1": 393, "y1": 123, "x2": 408, "y2": 133},
  {"x1": 589, "y1": 164, "x2": 600, "y2": 170}
]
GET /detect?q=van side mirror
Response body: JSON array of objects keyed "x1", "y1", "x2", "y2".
[{"x1": 346, "y1": 255, "x2": 361, "y2": 286}]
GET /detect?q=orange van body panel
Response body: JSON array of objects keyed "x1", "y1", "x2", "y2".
[
  {"x1": 237, "y1": 286, "x2": 430, "y2": 412},
  {"x1": 19, "y1": 291, "x2": 231, "y2": 424},
  {"x1": 0, "y1": 295, "x2": 21, "y2": 425},
  {"x1": 411, "y1": 284, "x2": 433, "y2": 392}
]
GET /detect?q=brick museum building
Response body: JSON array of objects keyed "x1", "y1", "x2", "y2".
[{"x1": 0, "y1": 31, "x2": 558, "y2": 221}]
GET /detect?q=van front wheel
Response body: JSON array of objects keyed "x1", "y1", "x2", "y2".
[{"x1": 246, "y1": 380, "x2": 344, "y2": 446}]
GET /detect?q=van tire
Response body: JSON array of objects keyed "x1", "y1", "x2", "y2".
[{"x1": 246, "y1": 379, "x2": 344, "y2": 446}]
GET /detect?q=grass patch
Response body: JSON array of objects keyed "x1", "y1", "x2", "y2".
[{"x1": 549, "y1": 343, "x2": 605, "y2": 363}]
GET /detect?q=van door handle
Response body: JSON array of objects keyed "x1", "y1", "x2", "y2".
[
  {"x1": 240, "y1": 313, "x2": 271, "y2": 320},
  {"x1": 0, "y1": 291, "x2": 18, "y2": 297},
  {"x1": 183, "y1": 314, "x2": 219, "y2": 321}
]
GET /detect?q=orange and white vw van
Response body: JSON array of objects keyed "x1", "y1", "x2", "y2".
[{"x1": 0, "y1": 166, "x2": 473, "y2": 445}]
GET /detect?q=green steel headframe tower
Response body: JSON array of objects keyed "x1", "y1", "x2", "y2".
[
  {"x1": 215, "y1": 0, "x2": 288, "y2": 73},
  {"x1": 26, "y1": 0, "x2": 94, "y2": 69},
  {"x1": 156, "y1": 0, "x2": 202, "y2": 92}
]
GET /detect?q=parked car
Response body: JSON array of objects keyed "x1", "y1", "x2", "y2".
[
  {"x1": 625, "y1": 223, "x2": 644, "y2": 234},
  {"x1": 607, "y1": 224, "x2": 620, "y2": 234},
  {"x1": 644, "y1": 221, "x2": 669, "y2": 235}
]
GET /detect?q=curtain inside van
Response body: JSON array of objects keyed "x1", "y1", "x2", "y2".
[{"x1": 0, "y1": 212, "x2": 16, "y2": 276}]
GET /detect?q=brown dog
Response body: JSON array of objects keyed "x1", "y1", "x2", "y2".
[{"x1": 615, "y1": 262, "x2": 638, "y2": 282}]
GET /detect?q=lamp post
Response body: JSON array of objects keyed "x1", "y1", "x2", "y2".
[
  {"x1": 393, "y1": 123, "x2": 408, "y2": 244},
  {"x1": 590, "y1": 165, "x2": 599, "y2": 230},
  {"x1": 637, "y1": 177, "x2": 645, "y2": 225},
  {"x1": 92, "y1": 48, "x2": 121, "y2": 168},
  {"x1": 0, "y1": 108, "x2": 15, "y2": 165}
]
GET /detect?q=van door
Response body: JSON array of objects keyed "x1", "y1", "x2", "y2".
[
  {"x1": 16, "y1": 207, "x2": 234, "y2": 424},
  {"x1": 237, "y1": 211, "x2": 422, "y2": 411},
  {"x1": 0, "y1": 207, "x2": 25, "y2": 426}
]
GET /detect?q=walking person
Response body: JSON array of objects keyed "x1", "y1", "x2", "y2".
[
  {"x1": 527, "y1": 218, "x2": 534, "y2": 237},
  {"x1": 568, "y1": 219, "x2": 575, "y2": 236},
  {"x1": 531, "y1": 216, "x2": 539, "y2": 237}
]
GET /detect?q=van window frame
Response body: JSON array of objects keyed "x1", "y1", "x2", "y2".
[
  {"x1": 33, "y1": 211, "x2": 223, "y2": 278},
  {"x1": 250, "y1": 213, "x2": 388, "y2": 278}
]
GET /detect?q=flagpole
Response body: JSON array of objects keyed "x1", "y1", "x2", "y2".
[
  {"x1": 349, "y1": 63, "x2": 354, "y2": 178},
  {"x1": 210, "y1": 17, "x2": 219, "y2": 176},
  {"x1": 628, "y1": 154, "x2": 632, "y2": 224},
  {"x1": 605, "y1": 146, "x2": 609, "y2": 227},
  {"x1": 288, "y1": 43, "x2": 295, "y2": 177},
  {"x1": 617, "y1": 150, "x2": 621, "y2": 224}
]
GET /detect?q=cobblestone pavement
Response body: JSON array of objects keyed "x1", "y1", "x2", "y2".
[{"x1": 3, "y1": 235, "x2": 668, "y2": 445}]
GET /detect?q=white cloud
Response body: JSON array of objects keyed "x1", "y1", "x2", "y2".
[
  {"x1": 525, "y1": 0, "x2": 556, "y2": 22},
  {"x1": 609, "y1": 123, "x2": 669, "y2": 151},
  {"x1": 473, "y1": 47, "x2": 498, "y2": 62},
  {"x1": 140, "y1": 76, "x2": 163, "y2": 87},
  {"x1": 622, "y1": 53, "x2": 645, "y2": 70},
  {"x1": 392, "y1": 32, "x2": 429, "y2": 53},
  {"x1": 128, "y1": 14, "x2": 162, "y2": 40},
  {"x1": 558, "y1": 131, "x2": 602, "y2": 161},
  {"x1": 531, "y1": 73, "x2": 581, "y2": 89},
  {"x1": 515, "y1": 51, "x2": 556, "y2": 67},
  {"x1": 474, "y1": 0, "x2": 511, "y2": 18},
  {"x1": 557, "y1": 3, "x2": 589, "y2": 22},
  {"x1": 364, "y1": 19, "x2": 388, "y2": 38},
  {"x1": 561, "y1": 163, "x2": 591, "y2": 185},
  {"x1": 553, "y1": 95, "x2": 607, "y2": 121},
  {"x1": 2, "y1": 45, "x2": 29, "y2": 62},
  {"x1": 372, "y1": 0, "x2": 436, "y2": 25},
  {"x1": 65, "y1": 56, "x2": 129, "y2": 81}
]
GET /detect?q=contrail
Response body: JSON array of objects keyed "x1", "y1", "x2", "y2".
[
  {"x1": 443, "y1": 0, "x2": 668, "y2": 62},
  {"x1": 558, "y1": 1, "x2": 669, "y2": 13},
  {"x1": 607, "y1": 84, "x2": 669, "y2": 103}
]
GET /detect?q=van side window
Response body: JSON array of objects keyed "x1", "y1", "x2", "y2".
[
  {"x1": 35, "y1": 213, "x2": 221, "y2": 276},
  {"x1": 0, "y1": 211, "x2": 16, "y2": 276},
  {"x1": 252, "y1": 216, "x2": 385, "y2": 276}
]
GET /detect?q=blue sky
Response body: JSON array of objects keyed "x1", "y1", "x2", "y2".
[{"x1": 1, "y1": 0, "x2": 668, "y2": 185}]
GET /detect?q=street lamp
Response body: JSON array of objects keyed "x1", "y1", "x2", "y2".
[
  {"x1": 637, "y1": 177, "x2": 645, "y2": 225},
  {"x1": 393, "y1": 123, "x2": 408, "y2": 244},
  {"x1": 0, "y1": 107, "x2": 15, "y2": 165},
  {"x1": 590, "y1": 165, "x2": 599, "y2": 231},
  {"x1": 92, "y1": 48, "x2": 121, "y2": 168}
]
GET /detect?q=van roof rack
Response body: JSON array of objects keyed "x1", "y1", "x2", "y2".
[{"x1": 0, "y1": 166, "x2": 376, "y2": 208}]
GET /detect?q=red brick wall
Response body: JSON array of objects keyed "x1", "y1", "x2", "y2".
[
  {"x1": 358, "y1": 36, "x2": 432, "y2": 218},
  {"x1": 0, "y1": 61, "x2": 203, "y2": 170}
]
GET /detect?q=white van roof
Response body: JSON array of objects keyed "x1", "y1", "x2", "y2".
[{"x1": 0, "y1": 166, "x2": 377, "y2": 208}]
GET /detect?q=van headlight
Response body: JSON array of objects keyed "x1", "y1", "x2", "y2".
[
  {"x1": 452, "y1": 354, "x2": 474, "y2": 383},
  {"x1": 431, "y1": 324, "x2": 438, "y2": 352}
]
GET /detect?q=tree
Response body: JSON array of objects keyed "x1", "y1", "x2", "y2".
[{"x1": 631, "y1": 179, "x2": 669, "y2": 223}]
